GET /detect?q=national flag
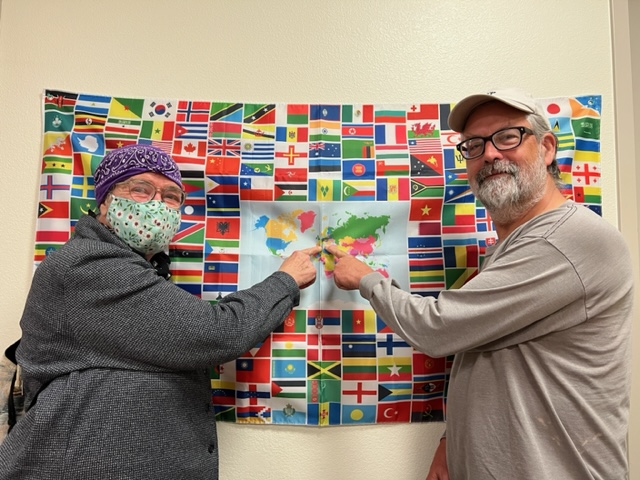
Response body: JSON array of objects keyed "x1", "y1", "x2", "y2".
[
  {"x1": 176, "y1": 100, "x2": 211, "y2": 122},
  {"x1": 375, "y1": 158, "x2": 410, "y2": 177},
  {"x1": 271, "y1": 380, "x2": 306, "y2": 399},
  {"x1": 274, "y1": 309, "x2": 307, "y2": 333},
  {"x1": 442, "y1": 203, "x2": 476, "y2": 234},
  {"x1": 43, "y1": 132, "x2": 73, "y2": 157},
  {"x1": 173, "y1": 140, "x2": 207, "y2": 162},
  {"x1": 341, "y1": 310, "x2": 376, "y2": 333},
  {"x1": 168, "y1": 244, "x2": 204, "y2": 263},
  {"x1": 241, "y1": 124, "x2": 275, "y2": 140},
  {"x1": 207, "y1": 138, "x2": 242, "y2": 157},
  {"x1": 572, "y1": 162, "x2": 600, "y2": 185},
  {"x1": 407, "y1": 103, "x2": 439, "y2": 121},
  {"x1": 143, "y1": 99, "x2": 176, "y2": 119},
  {"x1": 70, "y1": 175, "x2": 94, "y2": 198},
  {"x1": 271, "y1": 333, "x2": 307, "y2": 358},
  {"x1": 240, "y1": 162, "x2": 274, "y2": 176},
  {"x1": 34, "y1": 243, "x2": 63, "y2": 262},
  {"x1": 571, "y1": 116, "x2": 601, "y2": 140},
  {"x1": 209, "y1": 121, "x2": 242, "y2": 138},
  {"x1": 240, "y1": 176, "x2": 273, "y2": 201},
  {"x1": 171, "y1": 265, "x2": 203, "y2": 284},
  {"x1": 206, "y1": 217, "x2": 240, "y2": 239},
  {"x1": 270, "y1": 401, "x2": 307, "y2": 424},
  {"x1": 307, "y1": 334, "x2": 341, "y2": 362},
  {"x1": 342, "y1": 381, "x2": 378, "y2": 405},
  {"x1": 309, "y1": 179, "x2": 341, "y2": 201},
  {"x1": 243, "y1": 103, "x2": 276, "y2": 125},
  {"x1": 69, "y1": 197, "x2": 97, "y2": 221},
  {"x1": 203, "y1": 261, "x2": 239, "y2": 286},
  {"x1": 309, "y1": 401, "x2": 341, "y2": 426},
  {"x1": 573, "y1": 185, "x2": 601, "y2": 204},
  {"x1": 411, "y1": 398, "x2": 445, "y2": 422},
  {"x1": 38, "y1": 201, "x2": 68, "y2": 219},
  {"x1": 446, "y1": 169, "x2": 468, "y2": 185},
  {"x1": 374, "y1": 107, "x2": 406, "y2": 124},
  {"x1": 175, "y1": 122, "x2": 208, "y2": 140},
  {"x1": 374, "y1": 144, "x2": 409, "y2": 163},
  {"x1": 240, "y1": 141, "x2": 275, "y2": 160},
  {"x1": 440, "y1": 130, "x2": 461, "y2": 148},
  {"x1": 377, "y1": 356, "x2": 412, "y2": 381},
  {"x1": 375, "y1": 177, "x2": 409, "y2": 201},
  {"x1": 275, "y1": 144, "x2": 308, "y2": 166},
  {"x1": 410, "y1": 181, "x2": 443, "y2": 199},
  {"x1": 76, "y1": 94, "x2": 111, "y2": 119},
  {"x1": 44, "y1": 109, "x2": 74, "y2": 133},
  {"x1": 308, "y1": 121, "x2": 340, "y2": 142},
  {"x1": 408, "y1": 121, "x2": 438, "y2": 139},
  {"x1": 341, "y1": 404, "x2": 376, "y2": 424},
  {"x1": 475, "y1": 206, "x2": 494, "y2": 232},
  {"x1": 309, "y1": 104, "x2": 341, "y2": 122},
  {"x1": 411, "y1": 153, "x2": 444, "y2": 180},
  {"x1": 211, "y1": 380, "x2": 236, "y2": 405},
  {"x1": 444, "y1": 244, "x2": 479, "y2": 269},
  {"x1": 439, "y1": 103, "x2": 454, "y2": 131},
  {"x1": 71, "y1": 133, "x2": 105, "y2": 155},
  {"x1": 342, "y1": 124, "x2": 374, "y2": 139},
  {"x1": 286, "y1": 104, "x2": 309, "y2": 125},
  {"x1": 42, "y1": 154, "x2": 73, "y2": 175},
  {"x1": 378, "y1": 382, "x2": 413, "y2": 402},
  {"x1": 210, "y1": 102, "x2": 243, "y2": 122},
  {"x1": 342, "y1": 104, "x2": 374, "y2": 123},
  {"x1": 342, "y1": 160, "x2": 374, "y2": 180},
  {"x1": 444, "y1": 185, "x2": 475, "y2": 204},
  {"x1": 377, "y1": 401, "x2": 412, "y2": 423},
  {"x1": 109, "y1": 97, "x2": 144, "y2": 119},
  {"x1": 275, "y1": 126, "x2": 309, "y2": 143},
  {"x1": 172, "y1": 221, "x2": 205, "y2": 244},
  {"x1": 73, "y1": 107, "x2": 106, "y2": 132},
  {"x1": 307, "y1": 361, "x2": 341, "y2": 381},
  {"x1": 375, "y1": 124, "x2": 407, "y2": 145},
  {"x1": 443, "y1": 148, "x2": 466, "y2": 170},
  {"x1": 409, "y1": 248, "x2": 445, "y2": 291},
  {"x1": 409, "y1": 198, "x2": 443, "y2": 222},
  {"x1": 235, "y1": 405, "x2": 271, "y2": 423},
  {"x1": 139, "y1": 120, "x2": 175, "y2": 141},
  {"x1": 207, "y1": 175, "x2": 239, "y2": 194},
  {"x1": 236, "y1": 358, "x2": 270, "y2": 383},
  {"x1": 206, "y1": 193, "x2": 240, "y2": 215},
  {"x1": 272, "y1": 359, "x2": 307, "y2": 379},
  {"x1": 307, "y1": 309, "x2": 341, "y2": 332},
  {"x1": 342, "y1": 139, "x2": 375, "y2": 159},
  {"x1": 445, "y1": 267, "x2": 477, "y2": 290},
  {"x1": 342, "y1": 180, "x2": 376, "y2": 201},
  {"x1": 104, "y1": 119, "x2": 141, "y2": 148},
  {"x1": 409, "y1": 137, "x2": 443, "y2": 154},
  {"x1": 39, "y1": 174, "x2": 70, "y2": 200},
  {"x1": 43, "y1": 90, "x2": 77, "y2": 113},
  {"x1": 206, "y1": 156, "x2": 240, "y2": 176}
]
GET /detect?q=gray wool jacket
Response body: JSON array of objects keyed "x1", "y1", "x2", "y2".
[{"x1": 0, "y1": 214, "x2": 300, "y2": 480}]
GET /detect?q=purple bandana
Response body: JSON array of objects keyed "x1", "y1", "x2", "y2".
[{"x1": 93, "y1": 144, "x2": 182, "y2": 205}]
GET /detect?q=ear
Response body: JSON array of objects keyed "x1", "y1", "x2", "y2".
[{"x1": 540, "y1": 132, "x2": 557, "y2": 167}]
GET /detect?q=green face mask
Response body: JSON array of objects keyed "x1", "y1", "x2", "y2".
[{"x1": 106, "y1": 196, "x2": 181, "y2": 256}]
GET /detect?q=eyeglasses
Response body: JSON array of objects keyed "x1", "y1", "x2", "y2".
[
  {"x1": 114, "y1": 179, "x2": 186, "y2": 209},
  {"x1": 456, "y1": 126, "x2": 534, "y2": 160}
]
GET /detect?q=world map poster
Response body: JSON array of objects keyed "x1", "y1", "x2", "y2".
[{"x1": 37, "y1": 90, "x2": 602, "y2": 425}]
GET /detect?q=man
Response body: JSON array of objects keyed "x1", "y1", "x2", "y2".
[
  {"x1": 0, "y1": 144, "x2": 320, "y2": 479},
  {"x1": 327, "y1": 89, "x2": 633, "y2": 479}
]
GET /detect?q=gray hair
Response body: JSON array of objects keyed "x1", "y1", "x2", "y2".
[{"x1": 527, "y1": 112, "x2": 563, "y2": 188}]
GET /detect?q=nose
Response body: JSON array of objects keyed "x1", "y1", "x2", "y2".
[
  {"x1": 152, "y1": 189, "x2": 163, "y2": 201},
  {"x1": 481, "y1": 139, "x2": 503, "y2": 163}
]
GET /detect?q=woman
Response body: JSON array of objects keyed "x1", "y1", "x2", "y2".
[{"x1": 0, "y1": 144, "x2": 320, "y2": 479}]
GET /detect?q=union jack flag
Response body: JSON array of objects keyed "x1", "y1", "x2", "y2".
[{"x1": 207, "y1": 138, "x2": 241, "y2": 157}]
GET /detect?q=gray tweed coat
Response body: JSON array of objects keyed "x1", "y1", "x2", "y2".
[{"x1": 0, "y1": 214, "x2": 300, "y2": 479}]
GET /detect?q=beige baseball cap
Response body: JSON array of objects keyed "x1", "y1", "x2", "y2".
[{"x1": 448, "y1": 88, "x2": 548, "y2": 132}]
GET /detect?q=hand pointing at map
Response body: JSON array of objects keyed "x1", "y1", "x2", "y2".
[
  {"x1": 278, "y1": 246, "x2": 322, "y2": 289},
  {"x1": 325, "y1": 244, "x2": 374, "y2": 290}
]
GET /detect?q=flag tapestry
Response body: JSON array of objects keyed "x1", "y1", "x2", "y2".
[{"x1": 37, "y1": 90, "x2": 603, "y2": 426}]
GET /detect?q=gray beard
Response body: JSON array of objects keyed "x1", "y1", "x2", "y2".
[{"x1": 471, "y1": 149, "x2": 548, "y2": 226}]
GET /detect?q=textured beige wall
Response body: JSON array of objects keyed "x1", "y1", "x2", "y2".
[{"x1": 0, "y1": 1, "x2": 636, "y2": 479}]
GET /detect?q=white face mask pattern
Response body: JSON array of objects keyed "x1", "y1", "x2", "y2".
[{"x1": 106, "y1": 196, "x2": 181, "y2": 256}]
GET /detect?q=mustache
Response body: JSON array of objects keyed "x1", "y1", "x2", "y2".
[{"x1": 476, "y1": 161, "x2": 518, "y2": 185}]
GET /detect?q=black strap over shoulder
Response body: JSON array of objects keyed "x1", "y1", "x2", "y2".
[{"x1": 4, "y1": 339, "x2": 20, "y2": 433}]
